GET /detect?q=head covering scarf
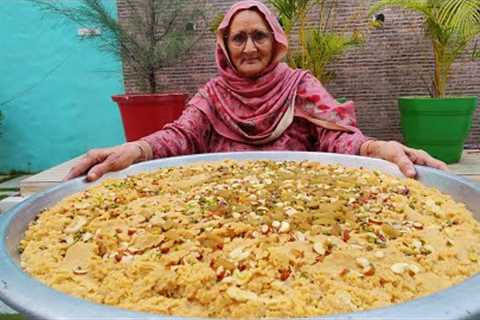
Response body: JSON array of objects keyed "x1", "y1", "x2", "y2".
[{"x1": 189, "y1": 0, "x2": 358, "y2": 145}]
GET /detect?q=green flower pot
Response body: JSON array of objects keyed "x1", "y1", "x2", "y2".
[{"x1": 399, "y1": 96, "x2": 477, "y2": 164}]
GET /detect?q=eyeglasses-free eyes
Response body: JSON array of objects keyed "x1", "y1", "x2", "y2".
[{"x1": 226, "y1": 30, "x2": 273, "y2": 48}]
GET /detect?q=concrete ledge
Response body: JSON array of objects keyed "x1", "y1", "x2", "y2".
[{"x1": 20, "y1": 157, "x2": 80, "y2": 196}]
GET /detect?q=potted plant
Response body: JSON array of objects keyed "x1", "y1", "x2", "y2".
[
  {"x1": 30, "y1": 0, "x2": 206, "y2": 141},
  {"x1": 268, "y1": 0, "x2": 364, "y2": 86},
  {"x1": 210, "y1": 1, "x2": 363, "y2": 90},
  {"x1": 369, "y1": 0, "x2": 480, "y2": 163}
]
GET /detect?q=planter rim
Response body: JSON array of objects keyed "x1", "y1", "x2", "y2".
[
  {"x1": 112, "y1": 93, "x2": 188, "y2": 103},
  {"x1": 112, "y1": 92, "x2": 186, "y2": 99},
  {"x1": 398, "y1": 96, "x2": 477, "y2": 101}
]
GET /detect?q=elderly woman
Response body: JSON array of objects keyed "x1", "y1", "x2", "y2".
[{"x1": 66, "y1": 0, "x2": 447, "y2": 182}]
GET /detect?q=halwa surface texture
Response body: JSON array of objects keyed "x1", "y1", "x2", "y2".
[{"x1": 20, "y1": 160, "x2": 480, "y2": 318}]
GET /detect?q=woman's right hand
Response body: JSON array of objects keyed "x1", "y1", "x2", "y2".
[{"x1": 64, "y1": 142, "x2": 151, "y2": 182}]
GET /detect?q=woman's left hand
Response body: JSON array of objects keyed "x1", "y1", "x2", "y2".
[{"x1": 360, "y1": 140, "x2": 449, "y2": 178}]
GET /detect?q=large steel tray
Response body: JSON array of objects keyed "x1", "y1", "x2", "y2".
[{"x1": 1, "y1": 151, "x2": 479, "y2": 319}]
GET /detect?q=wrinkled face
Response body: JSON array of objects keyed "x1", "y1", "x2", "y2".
[{"x1": 226, "y1": 10, "x2": 274, "y2": 78}]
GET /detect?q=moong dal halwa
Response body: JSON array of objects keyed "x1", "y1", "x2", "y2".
[{"x1": 20, "y1": 160, "x2": 480, "y2": 318}]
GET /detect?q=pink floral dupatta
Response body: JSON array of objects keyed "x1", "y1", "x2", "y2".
[{"x1": 189, "y1": 0, "x2": 359, "y2": 145}]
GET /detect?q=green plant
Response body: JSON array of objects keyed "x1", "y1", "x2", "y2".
[
  {"x1": 209, "y1": 13, "x2": 225, "y2": 33},
  {"x1": 29, "y1": 0, "x2": 207, "y2": 93},
  {"x1": 369, "y1": 0, "x2": 480, "y2": 97},
  {"x1": 209, "y1": 1, "x2": 362, "y2": 83},
  {"x1": 298, "y1": 29, "x2": 363, "y2": 83},
  {"x1": 268, "y1": 0, "x2": 364, "y2": 83}
]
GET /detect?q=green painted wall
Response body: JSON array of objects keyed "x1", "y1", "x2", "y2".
[{"x1": 0, "y1": 0, "x2": 125, "y2": 173}]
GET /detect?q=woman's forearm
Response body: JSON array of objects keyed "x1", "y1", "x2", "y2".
[{"x1": 315, "y1": 127, "x2": 370, "y2": 155}]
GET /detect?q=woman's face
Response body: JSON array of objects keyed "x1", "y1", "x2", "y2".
[{"x1": 226, "y1": 10, "x2": 274, "y2": 78}]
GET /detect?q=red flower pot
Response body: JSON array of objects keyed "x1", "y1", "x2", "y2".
[{"x1": 112, "y1": 93, "x2": 187, "y2": 142}]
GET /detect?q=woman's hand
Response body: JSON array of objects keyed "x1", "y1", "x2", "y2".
[
  {"x1": 360, "y1": 140, "x2": 448, "y2": 178},
  {"x1": 64, "y1": 141, "x2": 152, "y2": 182}
]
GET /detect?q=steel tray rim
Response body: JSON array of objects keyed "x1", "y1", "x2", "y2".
[{"x1": 1, "y1": 151, "x2": 479, "y2": 320}]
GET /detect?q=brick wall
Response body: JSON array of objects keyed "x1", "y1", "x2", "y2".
[{"x1": 117, "y1": 0, "x2": 480, "y2": 144}]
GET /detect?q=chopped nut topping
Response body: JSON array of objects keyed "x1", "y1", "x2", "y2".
[
  {"x1": 313, "y1": 242, "x2": 326, "y2": 256},
  {"x1": 285, "y1": 207, "x2": 297, "y2": 217},
  {"x1": 338, "y1": 268, "x2": 350, "y2": 276},
  {"x1": 421, "y1": 245, "x2": 434, "y2": 255},
  {"x1": 408, "y1": 264, "x2": 421, "y2": 275},
  {"x1": 272, "y1": 220, "x2": 281, "y2": 229},
  {"x1": 72, "y1": 266, "x2": 88, "y2": 275},
  {"x1": 121, "y1": 255, "x2": 134, "y2": 263},
  {"x1": 64, "y1": 235, "x2": 75, "y2": 245},
  {"x1": 229, "y1": 248, "x2": 250, "y2": 261},
  {"x1": 279, "y1": 268, "x2": 291, "y2": 281},
  {"x1": 294, "y1": 231, "x2": 306, "y2": 242},
  {"x1": 126, "y1": 247, "x2": 142, "y2": 255},
  {"x1": 65, "y1": 216, "x2": 87, "y2": 234},
  {"x1": 81, "y1": 232, "x2": 93, "y2": 242},
  {"x1": 216, "y1": 266, "x2": 225, "y2": 276},
  {"x1": 261, "y1": 224, "x2": 270, "y2": 234},
  {"x1": 413, "y1": 222, "x2": 424, "y2": 230},
  {"x1": 355, "y1": 257, "x2": 371, "y2": 268},
  {"x1": 362, "y1": 265, "x2": 375, "y2": 276},
  {"x1": 412, "y1": 239, "x2": 423, "y2": 250},
  {"x1": 226, "y1": 287, "x2": 258, "y2": 302},
  {"x1": 369, "y1": 218, "x2": 383, "y2": 225},
  {"x1": 390, "y1": 263, "x2": 410, "y2": 274},
  {"x1": 278, "y1": 221, "x2": 290, "y2": 233}
]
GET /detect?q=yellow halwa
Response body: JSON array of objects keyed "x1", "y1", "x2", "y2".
[{"x1": 20, "y1": 160, "x2": 480, "y2": 318}]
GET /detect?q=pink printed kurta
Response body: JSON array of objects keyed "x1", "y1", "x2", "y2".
[{"x1": 142, "y1": 105, "x2": 369, "y2": 159}]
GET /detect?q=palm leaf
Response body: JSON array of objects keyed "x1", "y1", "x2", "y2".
[
  {"x1": 368, "y1": 0, "x2": 480, "y2": 96},
  {"x1": 368, "y1": 0, "x2": 433, "y2": 19},
  {"x1": 268, "y1": 0, "x2": 363, "y2": 82},
  {"x1": 267, "y1": 0, "x2": 315, "y2": 33},
  {"x1": 209, "y1": 13, "x2": 225, "y2": 33},
  {"x1": 268, "y1": 0, "x2": 312, "y2": 20},
  {"x1": 438, "y1": 0, "x2": 480, "y2": 38},
  {"x1": 303, "y1": 30, "x2": 363, "y2": 83}
]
